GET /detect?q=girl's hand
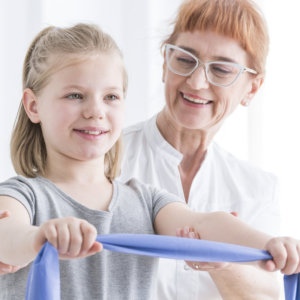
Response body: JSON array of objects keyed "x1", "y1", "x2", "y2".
[
  {"x1": 176, "y1": 226, "x2": 229, "y2": 270},
  {"x1": 263, "y1": 237, "x2": 300, "y2": 275},
  {"x1": 33, "y1": 217, "x2": 102, "y2": 259},
  {"x1": 0, "y1": 210, "x2": 22, "y2": 274}
]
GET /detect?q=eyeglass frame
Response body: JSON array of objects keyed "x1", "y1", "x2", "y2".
[{"x1": 165, "y1": 43, "x2": 257, "y2": 87}]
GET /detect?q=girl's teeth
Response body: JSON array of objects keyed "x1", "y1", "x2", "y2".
[
  {"x1": 80, "y1": 130, "x2": 101, "y2": 135},
  {"x1": 183, "y1": 95, "x2": 210, "y2": 104}
]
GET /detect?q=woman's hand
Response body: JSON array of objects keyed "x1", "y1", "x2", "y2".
[
  {"x1": 176, "y1": 226, "x2": 229, "y2": 271},
  {"x1": 0, "y1": 210, "x2": 22, "y2": 275},
  {"x1": 263, "y1": 237, "x2": 300, "y2": 275},
  {"x1": 33, "y1": 217, "x2": 102, "y2": 259},
  {"x1": 176, "y1": 212, "x2": 238, "y2": 271}
]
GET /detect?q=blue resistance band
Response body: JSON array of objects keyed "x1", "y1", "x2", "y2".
[{"x1": 25, "y1": 234, "x2": 300, "y2": 300}]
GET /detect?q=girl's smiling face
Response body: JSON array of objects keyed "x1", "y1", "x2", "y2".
[
  {"x1": 162, "y1": 30, "x2": 262, "y2": 133},
  {"x1": 25, "y1": 53, "x2": 125, "y2": 164}
]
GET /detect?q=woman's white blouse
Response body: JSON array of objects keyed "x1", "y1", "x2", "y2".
[{"x1": 118, "y1": 114, "x2": 280, "y2": 300}]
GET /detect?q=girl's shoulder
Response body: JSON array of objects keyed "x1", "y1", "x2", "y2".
[
  {"x1": 114, "y1": 177, "x2": 184, "y2": 208},
  {"x1": 0, "y1": 175, "x2": 49, "y2": 192}
]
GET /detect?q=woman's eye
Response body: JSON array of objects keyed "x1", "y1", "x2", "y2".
[
  {"x1": 104, "y1": 94, "x2": 119, "y2": 101},
  {"x1": 177, "y1": 57, "x2": 195, "y2": 65},
  {"x1": 66, "y1": 93, "x2": 83, "y2": 100}
]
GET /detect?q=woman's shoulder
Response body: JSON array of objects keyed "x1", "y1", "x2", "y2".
[
  {"x1": 210, "y1": 143, "x2": 277, "y2": 183},
  {"x1": 123, "y1": 115, "x2": 157, "y2": 142}
]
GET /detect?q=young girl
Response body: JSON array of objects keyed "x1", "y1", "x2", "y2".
[{"x1": 0, "y1": 24, "x2": 299, "y2": 299}]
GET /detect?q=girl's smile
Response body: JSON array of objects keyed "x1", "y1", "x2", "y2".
[{"x1": 73, "y1": 126, "x2": 110, "y2": 141}]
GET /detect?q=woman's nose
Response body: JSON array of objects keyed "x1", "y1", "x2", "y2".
[
  {"x1": 83, "y1": 98, "x2": 104, "y2": 119},
  {"x1": 186, "y1": 65, "x2": 210, "y2": 90}
]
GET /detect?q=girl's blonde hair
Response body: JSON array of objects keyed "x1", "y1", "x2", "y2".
[
  {"x1": 11, "y1": 23, "x2": 127, "y2": 180},
  {"x1": 163, "y1": 0, "x2": 269, "y2": 74}
]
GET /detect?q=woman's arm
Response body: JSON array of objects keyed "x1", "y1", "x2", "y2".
[{"x1": 0, "y1": 196, "x2": 102, "y2": 266}]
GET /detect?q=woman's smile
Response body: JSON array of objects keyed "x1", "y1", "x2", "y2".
[{"x1": 180, "y1": 92, "x2": 213, "y2": 106}]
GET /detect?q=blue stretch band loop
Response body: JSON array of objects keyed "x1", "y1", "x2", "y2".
[{"x1": 25, "y1": 234, "x2": 300, "y2": 300}]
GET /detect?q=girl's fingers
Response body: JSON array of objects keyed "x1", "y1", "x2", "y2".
[
  {"x1": 80, "y1": 221, "x2": 97, "y2": 255},
  {"x1": 281, "y1": 241, "x2": 299, "y2": 275},
  {"x1": 84, "y1": 242, "x2": 103, "y2": 257},
  {"x1": 295, "y1": 245, "x2": 300, "y2": 274},
  {"x1": 43, "y1": 223, "x2": 58, "y2": 249},
  {"x1": 37, "y1": 218, "x2": 101, "y2": 260},
  {"x1": 67, "y1": 221, "x2": 83, "y2": 257},
  {"x1": 57, "y1": 223, "x2": 70, "y2": 254},
  {"x1": 263, "y1": 260, "x2": 276, "y2": 272},
  {"x1": 267, "y1": 238, "x2": 287, "y2": 271}
]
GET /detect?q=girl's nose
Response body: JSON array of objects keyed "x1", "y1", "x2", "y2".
[
  {"x1": 83, "y1": 98, "x2": 104, "y2": 120},
  {"x1": 186, "y1": 65, "x2": 210, "y2": 90}
]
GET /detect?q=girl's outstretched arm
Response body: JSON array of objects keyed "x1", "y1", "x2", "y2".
[
  {"x1": 0, "y1": 196, "x2": 102, "y2": 266},
  {"x1": 154, "y1": 202, "x2": 300, "y2": 274},
  {"x1": 0, "y1": 210, "x2": 21, "y2": 274}
]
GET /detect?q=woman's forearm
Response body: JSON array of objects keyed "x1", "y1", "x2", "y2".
[
  {"x1": 209, "y1": 264, "x2": 280, "y2": 300},
  {"x1": 0, "y1": 217, "x2": 39, "y2": 266}
]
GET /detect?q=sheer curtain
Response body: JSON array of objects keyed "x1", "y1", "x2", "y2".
[{"x1": 0, "y1": 0, "x2": 299, "y2": 235}]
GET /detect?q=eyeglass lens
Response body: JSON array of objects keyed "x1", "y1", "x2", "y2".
[{"x1": 167, "y1": 46, "x2": 242, "y2": 86}]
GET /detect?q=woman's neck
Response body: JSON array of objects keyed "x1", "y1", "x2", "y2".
[
  {"x1": 156, "y1": 109, "x2": 218, "y2": 201},
  {"x1": 156, "y1": 109, "x2": 216, "y2": 159}
]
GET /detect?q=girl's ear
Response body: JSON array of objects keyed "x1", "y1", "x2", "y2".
[
  {"x1": 242, "y1": 75, "x2": 264, "y2": 107},
  {"x1": 22, "y1": 88, "x2": 41, "y2": 123}
]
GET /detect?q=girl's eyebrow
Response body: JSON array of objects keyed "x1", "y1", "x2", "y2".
[
  {"x1": 62, "y1": 84, "x2": 86, "y2": 91},
  {"x1": 62, "y1": 85, "x2": 123, "y2": 92},
  {"x1": 178, "y1": 45, "x2": 238, "y2": 64}
]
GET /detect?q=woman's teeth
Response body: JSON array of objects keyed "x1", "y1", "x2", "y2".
[{"x1": 183, "y1": 94, "x2": 210, "y2": 104}]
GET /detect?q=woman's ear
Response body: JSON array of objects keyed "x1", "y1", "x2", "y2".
[
  {"x1": 242, "y1": 75, "x2": 264, "y2": 107},
  {"x1": 22, "y1": 88, "x2": 41, "y2": 123},
  {"x1": 162, "y1": 50, "x2": 167, "y2": 83}
]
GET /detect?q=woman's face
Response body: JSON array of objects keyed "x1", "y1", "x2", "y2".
[{"x1": 162, "y1": 30, "x2": 262, "y2": 132}]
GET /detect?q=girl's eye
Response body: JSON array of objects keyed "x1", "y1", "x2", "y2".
[
  {"x1": 104, "y1": 94, "x2": 119, "y2": 101},
  {"x1": 66, "y1": 93, "x2": 83, "y2": 100}
]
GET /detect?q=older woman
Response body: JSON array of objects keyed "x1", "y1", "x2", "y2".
[{"x1": 119, "y1": 0, "x2": 280, "y2": 299}]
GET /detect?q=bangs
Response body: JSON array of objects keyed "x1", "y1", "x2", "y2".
[{"x1": 164, "y1": 0, "x2": 269, "y2": 74}]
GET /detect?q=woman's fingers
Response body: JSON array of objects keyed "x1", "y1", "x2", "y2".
[{"x1": 176, "y1": 226, "x2": 229, "y2": 271}]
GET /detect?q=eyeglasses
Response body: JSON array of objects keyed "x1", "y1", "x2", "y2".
[{"x1": 165, "y1": 44, "x2": 257, "y2": 87}]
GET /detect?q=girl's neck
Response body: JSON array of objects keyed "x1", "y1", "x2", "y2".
[
  {"x1": 43, "y1": 152, "x2": 107, "y2": 185},
  {"x1": 43, "y1": 153, "x2": 113, "y2": 211}
]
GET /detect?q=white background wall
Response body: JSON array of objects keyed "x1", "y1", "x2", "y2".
[{"x1": 0, "y1": 0, "x2": 300, "y2": 237}]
